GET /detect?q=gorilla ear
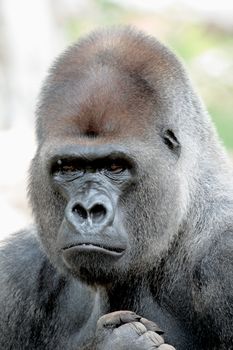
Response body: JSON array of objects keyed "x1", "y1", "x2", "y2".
[{"x1": 162, "y1": 129, "x2": 181, "y2": 157}]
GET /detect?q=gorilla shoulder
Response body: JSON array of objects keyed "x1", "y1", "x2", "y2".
[
  {"x1": 192, "y1": 230, "x2": 233, "y2": 340},
  {"x1": 0, "y1": 228, "x2": 46, "y2": 290},
  {"x1": 0, "y1": 229, "x2": 64, "y2": 326},
  {"x1": 0, "y1": 229, "x2": 101, "y2": 349}
]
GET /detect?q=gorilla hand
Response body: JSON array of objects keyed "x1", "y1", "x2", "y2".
[{"x1": 94, "y1": 311, "x2": 176, "y2": 350}]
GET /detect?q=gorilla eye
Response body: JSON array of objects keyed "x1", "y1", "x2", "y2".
[
  {"x1": 107, "y1": 163, "x2": 125, "y2": 174},
  {"x1": 60, "y1": 164, "x2": 75, "y2": 173},
  {"x1": 51, "y1": 159, "x2": 85, "y2": 178},
  {"x1": 103, "y1": 159, "x2": 130, "y2": 180},
  {"x1": 163, "y1": 129, "x2": 181, "y2": 156}
]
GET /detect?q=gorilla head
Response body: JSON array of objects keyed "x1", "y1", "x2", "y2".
[{"x1": 29, "y1": 27, "x2": 216, "y2": 285}]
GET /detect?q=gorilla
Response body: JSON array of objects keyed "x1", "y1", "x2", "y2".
[{"x1": 1, "y1": 27, "x2": 233, "y2": 350}]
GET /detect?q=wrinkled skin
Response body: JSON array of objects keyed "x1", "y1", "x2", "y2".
[
  {"x1": 1, "y1": 27, "x2": 233, "y2": 350},
  {"x1": 92, "y1": 311, "x2": 175, "y2": 350}
]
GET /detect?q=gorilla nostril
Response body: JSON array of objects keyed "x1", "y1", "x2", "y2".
[
  {"x1": 90, "y1": 204, "x2": 107, "y2": 222},
  {"x1": 73, "y1": 204, "x2": 88, "y2": 220},
  {"x1": 72, "y1": 203, "x2": 107, "y2": 223}
]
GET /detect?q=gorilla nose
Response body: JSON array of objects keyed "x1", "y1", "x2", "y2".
[
  {"x1": 65, "y1": 191, "x2": 115, "y2": 233},
  {"x1": 72, "y1": 202, "x2": 107, "y2": 224}
]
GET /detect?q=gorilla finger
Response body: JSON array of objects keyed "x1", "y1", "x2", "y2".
[
  {"x1": 128, "y1": 321, "x2": 147, "y2": 336},
  {"x1": 120, "y1": 311, "x2": 141, "y2": 324},
  {"x1": 158, "y1": 344, "x2": 176, "y2": 350},
  {"x1": 113, "y1": 321, "x2": 147, "y2": 338},
  {"x1": 140, "y1": 317, "x2": 164, "y2": 334},
  {"x1": 144, "y1": 330, "x2": 164, "y2": 346},
  {"x1": 97, "y1": 311, "x2": 141, "y2": 330},
  {"x1": 134, "y1": 331, "x2": 164, "y2": 349}
]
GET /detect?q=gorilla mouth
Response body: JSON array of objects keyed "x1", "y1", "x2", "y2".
[{"x1": 63, "y1": 243, "x2": 126, "y2": 257}]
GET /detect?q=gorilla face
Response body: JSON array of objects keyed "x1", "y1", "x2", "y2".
[
  {"x1": 49, "y1": 146, "x2": 135, "y2": 283},
  {"x1": 29, "y1": 28, "x2": 190, "y2": 285}
]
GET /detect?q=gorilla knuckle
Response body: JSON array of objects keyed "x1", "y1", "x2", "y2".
[
  {"x1": 97, "y1": 311, "x2": 140, "y2": 330},
  {"x1": 144, "y1": 330, "x2": 164, "y2": 346},
  {"x1": 128, "y1": 321, "x2": 147, "y2": 335},
  {"x1": 158, "y1": 344, "x2": 176, "y2": 350}
]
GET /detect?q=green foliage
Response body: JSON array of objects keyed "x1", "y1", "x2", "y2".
[{"x1": 210, "y1": 104, "x2": 233, "y2": 149}]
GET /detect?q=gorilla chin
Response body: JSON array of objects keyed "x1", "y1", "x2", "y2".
[
  {"x1": 62, "y1": 244, "x2": 128, "y2": 284},
  {"x1": 57, "y1": 215, "x2": 129, "y2": 284}
]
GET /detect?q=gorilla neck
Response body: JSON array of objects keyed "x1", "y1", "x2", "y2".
[
  {"x1": 105, "y1": 263, "x2": 166, "y2": 313},
  {"x1": 106, "y1": 277, "x2": 148, "y2": 312}
]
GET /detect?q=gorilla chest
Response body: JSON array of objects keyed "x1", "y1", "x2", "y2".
[
  {"x1": 109, "y1": 292, "x2": 197, "y2": 350},
  {"x1": 139, "y1": 298, "x2": 196, "y2": 349}
]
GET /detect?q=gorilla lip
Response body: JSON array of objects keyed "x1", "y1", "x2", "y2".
[{"x1": 63, "y1": 243, "x2": 126, "y2": 257}]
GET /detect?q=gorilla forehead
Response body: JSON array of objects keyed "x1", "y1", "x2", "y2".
[
  {"x1": 39, "y1": 64, "x2": 156, "y2": 141},
  {"x1": 36, "y1": 27, "x2": 187, "y2": 143}
]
